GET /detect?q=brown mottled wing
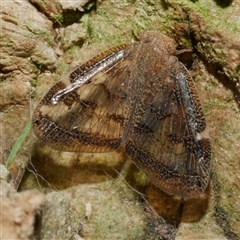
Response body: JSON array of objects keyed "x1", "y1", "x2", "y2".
[
  {"x1": 33, "y1": 44, "x2": 134, "y2": 152},
  {"x1": 125, "y1": 63, "x2": 211, "y2": 197}
]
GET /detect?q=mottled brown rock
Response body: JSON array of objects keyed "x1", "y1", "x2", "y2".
[
  {"x1": 2, "y1": 0, "x2": 240, "y2": 239},
  {"x1": 29, "y1": 0, "x2": 62, "y2": 20},
  {"x1": 0, "y1": 165, "x2": 44, "y2": 240}
]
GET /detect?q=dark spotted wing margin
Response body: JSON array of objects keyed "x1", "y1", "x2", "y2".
[
  {"x1": 33, "y1": 43, "x2": 135, "y2": 152},
  {"x1": 125, "y1": 62, "x2": 211, "y2": 198}
]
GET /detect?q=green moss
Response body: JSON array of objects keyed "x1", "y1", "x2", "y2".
[
  {"x1": 1, "y1": 37, "x2": 14, "y2": 47},
  {"x1": 53, "y1": 13, "x2": 64, "y2": 24}
]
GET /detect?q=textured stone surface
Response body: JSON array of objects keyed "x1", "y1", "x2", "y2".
[
  {"x1": 1, "y1": 0, "x2": 240, "y2": 239},
  {"x1": 0, "y1": 164, "x2": 44, "y2": 240}
]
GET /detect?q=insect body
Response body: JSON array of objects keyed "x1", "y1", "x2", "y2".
[{"x1": 33, "y1": 32, "x2": 211, "y2": 198}]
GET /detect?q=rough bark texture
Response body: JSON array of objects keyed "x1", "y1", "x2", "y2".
[{"x1": 1, "y1": 0, "x2": 240, "y2": 239}]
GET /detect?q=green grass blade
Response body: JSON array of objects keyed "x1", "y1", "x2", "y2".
[{"x1": 6, "y1": 120, "x2": 32, "y2": 169}]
